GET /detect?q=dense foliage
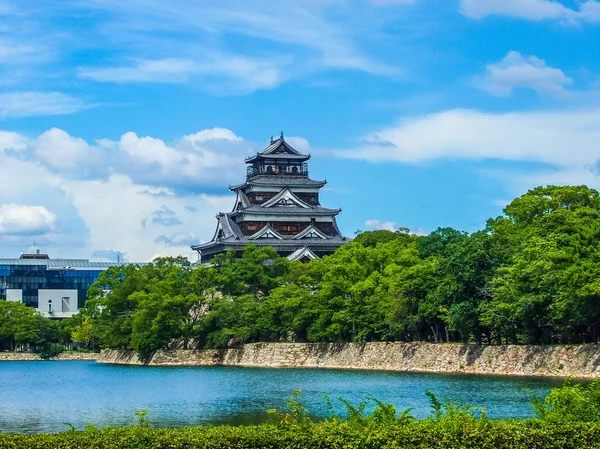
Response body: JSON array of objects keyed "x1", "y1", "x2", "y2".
[
  {"x1": 5, "y1": 185, "x2": 600, "y2": 356},
  {"x1": 5, "y1": 420, "x2": 600, "y2": 449},
  {"x1": 3, "y1": 382, "x2": 600, "y2": 448},
  {"x1": 70, "y1": 185, "x2": 600, "y2": 355},
  {"x1": 0, "y1": 301, "x2": 65, "y2": 355}
]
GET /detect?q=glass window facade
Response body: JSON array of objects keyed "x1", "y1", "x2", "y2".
[{"x1": 0, "y1": 265, "x2": 104, "y2": 309}]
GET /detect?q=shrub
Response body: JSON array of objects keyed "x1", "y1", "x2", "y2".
[
  {"x1": 3, "y1": 421, "x2": 600, "y2": 449},
  {"x1": 37, "y1": 343, "x2": 65, "y2": 359},
  {"x1": 531, "y1": 379, "x2": 600, "y2": 422}
]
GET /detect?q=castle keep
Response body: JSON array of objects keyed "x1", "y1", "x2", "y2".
[{"x1": 192, "y1": 134, "x2": 347, "y2": 263}]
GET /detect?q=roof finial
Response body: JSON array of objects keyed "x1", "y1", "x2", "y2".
[
  {"x1": 270, "y1": 135, "x2": 274, "y2": 144},
  {"x1": 280, "y1": 130, "x2": 284, "y2": 140}
]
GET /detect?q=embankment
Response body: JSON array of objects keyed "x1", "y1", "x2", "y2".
[
  {"x1": 97, "y1": 342, "x2": 600, "y2": 378},
  {"x1": 0, "y1": 352, "x2": 99, "y2": 361}
]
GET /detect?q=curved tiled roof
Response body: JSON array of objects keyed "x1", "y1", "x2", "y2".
[
  {"x1": 244, "y1": 136, "x2": 310, "y2": 163},
  {"x1": 233, "y1": 205, "x2": 341, "y2": 216},
  {"x1": 230, "y1": 176, "x2": 326, "y2": 191}
]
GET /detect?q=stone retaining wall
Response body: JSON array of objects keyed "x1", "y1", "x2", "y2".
[
  {"x1": 97, "y1": 342, "x2": 600, "y2": 378},
  {"x1": 0, "y1": 352, "x2": 99, "y2": 361}
]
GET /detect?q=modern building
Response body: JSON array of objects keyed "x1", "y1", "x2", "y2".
[
  {"x1": 192, "y1": 133, "x2": 348, "y2": 263},
  {"x1": 0, "y1": 251, "x2": 135, "y2": 318}
]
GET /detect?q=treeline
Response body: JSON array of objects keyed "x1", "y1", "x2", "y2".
[{"x1": 69, "y1": 185, "x2": 600, "y2": 357}]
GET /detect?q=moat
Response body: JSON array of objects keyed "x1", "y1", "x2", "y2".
[{"x1": 0, "y1": 361, "x2": 563, "y2": 434}]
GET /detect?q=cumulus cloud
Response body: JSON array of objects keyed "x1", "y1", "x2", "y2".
[
  {"x1": 112, "y1": 128, "x2": 252, "y2": 188},
  {"x1": 0, "y1": 91, "x2": 90, "y2": 118},
  {"x1": 184, "y1": 128, "x2": 242, "y2": 143},
  {"x1": 61, "y1": 174, "x2": 232, "y2": 261},
  {"x1": 476, "y1": 51, "x2": 572, "y2": 97},
  {"x1": 0, "y1": 204, "x2": 56, "y2": 235},
  {"x1": 0, "y1": 126, "x2": 280, "y2": 260},
  {"x1": 11, "y1": 126, "x2": 255, "y2": 189},
  {"x1": 365, "y1": 219, "x2": 398, "y2": 231},
  {"x1": 460, "y1": 0, "x2": 600, "y2": 22},
  {"x1": 285, "y1": 136, "x2": 312, "y2": 153},
  {"x1": 0, "y1": 131, "x2": 29, "y2": 151},
  {"x1": 32, "y1": 128, "x2": 95, "y2": 171}
]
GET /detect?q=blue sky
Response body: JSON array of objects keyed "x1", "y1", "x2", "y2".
[{"x1": 1, "y1": 0, "x2": 600, "y2": 261}]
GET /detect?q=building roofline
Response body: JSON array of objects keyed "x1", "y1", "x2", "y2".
[{"x1": 229, "y1": 176, "x2": 327, "y2": 191}]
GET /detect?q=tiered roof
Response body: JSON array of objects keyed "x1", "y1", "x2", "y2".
[
  {"x1": 192, "y1": 133, "x2": 347, "y2": 262},
  {"x1": 244, "y1": 134, "x2": 311, "y2": 163}
]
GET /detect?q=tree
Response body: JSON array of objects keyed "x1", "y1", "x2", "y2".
[
  {"x1": 0, "y1": 301, "x2": 59, "y2": 351},
  {"x1": 70, "y1": 316, "x2": 96, "y2": 349}
]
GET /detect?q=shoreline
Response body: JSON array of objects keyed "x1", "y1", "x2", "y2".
[
  {"x1": 0, "y1": 352, "x2": 99, "y2": 362},
  {"x1": 97, "y1": 342, "x2": 600, "y2": 379},
  {"x1": 5, "y1": 342, "x2": 600, "y2": 379}
]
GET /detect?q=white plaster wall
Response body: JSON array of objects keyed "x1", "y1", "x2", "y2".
[
  {"x1": 37, "y1": 289, "x2": 78, "y2": 313},
  {"x1": 6, "y1": 289, "x2": 22, "y2": 302}
]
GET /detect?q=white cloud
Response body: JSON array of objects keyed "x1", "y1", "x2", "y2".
[
  {"x1": 284, "y1": 136, "x2": 312, "y2": 153},
  {"x1": 365, "y1": 219, "x2": 427, "y2": 235},
  {"x1": 0, "y1": 126, "x2": 278, "y2": 261},
  {"x1": 341, "y1": 108, "x2": 600, "y2": 166},
  {"x1": 0, "y1": 91, "x2": 89, "y2": 118},
  {"x1": 113, "y1": 128, "x2": 251, "y2": 188},
  {"x1": 460, "y1": 0, "x2": 600, "y2": 22},
  {"x1": 493, "y1": 199, "x2": 511, "y2": 207},
  {"x1": 61, "y1": 174, "x2": 232, "y2": 261},
  {"x1": 0, "y1": 131, "x2": 29, "y2": 151},
  {"x1": 581, "y1": 1, "x2": 600, "y2": 20},
  {"x1": 79, "y1": 54, "x2": 289, "y2": 93},
  {"x1": 476, "y1": 51, "x2": 572, "y2": 97},
  {"x1": 73, "y1": 0, "x2": 399, "y2": 90},
  {"x1": 0, "y1": 0, "x2": 404, "y2": 97},
  {"x1": 80, "y1": 58, "x2": 198, "y2": 84},
  {"x1": 32, "y1": 128, "x2": 94, "y2": 170},
  {"x1": 339, "y1": 108, "x2": 600, "y2": 199},
  {"x1": 365, "y1": 219, "x2": 397, "y2": 231},
  {"x1": 0, "y1": 204, "x2": 56, "y2": 235},
  {"x1": 184, "y1": 127, "x2": 242, "y2": 143},
  {"x1": 11, "y1": 126, "x2": 254, "y2": 188}
]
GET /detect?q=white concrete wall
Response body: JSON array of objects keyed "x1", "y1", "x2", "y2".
[
  {"x1": 37, "y1": 289, "x2": 78, "y2": 314},
  {"x1": 6, "y1": 289, "x2": 22, "y2": 302}
]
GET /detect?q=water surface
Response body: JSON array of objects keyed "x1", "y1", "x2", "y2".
[{"x1": 0, "y1": 361, "x2": 564, "y2": 433}]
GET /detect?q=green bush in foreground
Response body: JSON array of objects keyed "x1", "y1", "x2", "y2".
[{"x1": 3, "y1": 421, "x2": 600, "y2": 449}]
